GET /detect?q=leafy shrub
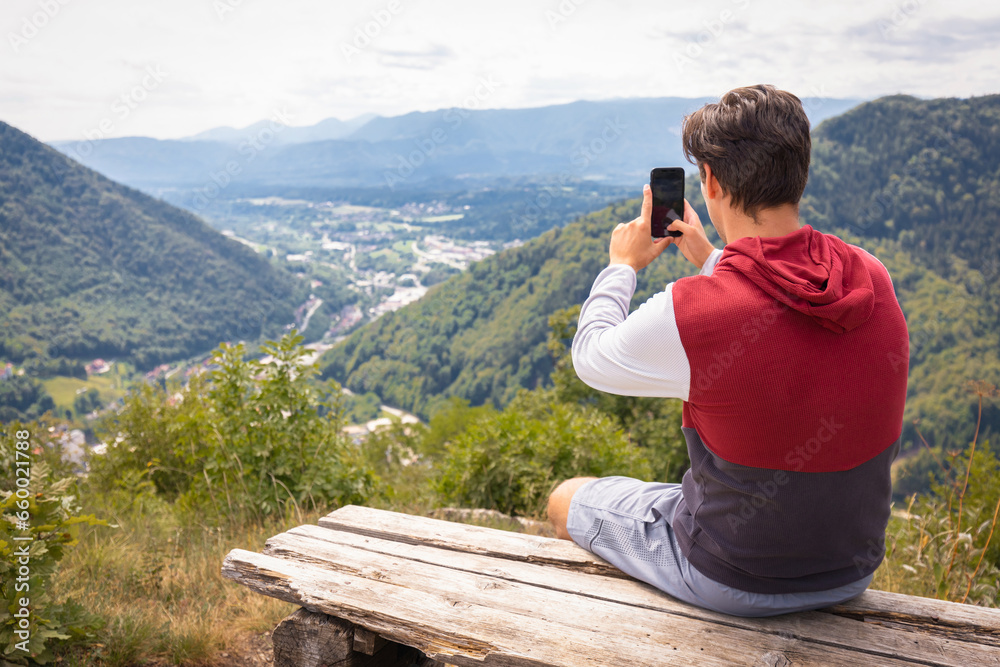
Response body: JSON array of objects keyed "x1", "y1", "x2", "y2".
[
  {"x1": 0, "y1": 421, "x2": 106, "y2": 664},
  {"x1": 92, "y1": 332, "x2": 378, "y2": 526},
  {"x1": 198, "y1": 333, "x2": 378, "y2": 521},
  {"x1": 88, "y1": 376, "x2": 211, "y2": 503},
  {"x1": 437, "y1": 390, "x2": 652, "y2": 517}
]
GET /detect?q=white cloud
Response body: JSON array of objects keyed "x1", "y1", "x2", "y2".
[{"x1": 0, "y1": 0, "x2": 996, "y2": 141}]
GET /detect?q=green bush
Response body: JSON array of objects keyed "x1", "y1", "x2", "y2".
[
  {"x1": 437, "y1": 390, "x2": 652, "y2": 517},
  {"x1": 88, "y1": 376, "x2": 211, "y2": 504},
  {"x1": 92, "y1": 332, "x2": 379, "y2": 526},
  {"x1": 1, "y1": 421, "x2": 106, "y2": 665}
]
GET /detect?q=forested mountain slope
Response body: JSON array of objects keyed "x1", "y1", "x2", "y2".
[
  {"x1": 321, "y1": 94, "x2": 1000, "y2": 448},
  {"x1": 0, "y1": 121, "x2": 300, "y2": 368},
  {"x1": 803, "y1": 94, "x2": 1000, "y2": 278}
]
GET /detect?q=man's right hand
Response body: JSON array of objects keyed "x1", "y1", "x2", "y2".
[{"x1": 667, "y1": 199, "x2": 717, "y2": 270}]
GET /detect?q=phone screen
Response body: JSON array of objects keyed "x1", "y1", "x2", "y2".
[{"x1": 650, "y1": 168, "x2": 685, "y2": 238}]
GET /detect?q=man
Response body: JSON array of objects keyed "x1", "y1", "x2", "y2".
[{"x1": 546, "y1": 85, "x2": 909, "y2": 617}]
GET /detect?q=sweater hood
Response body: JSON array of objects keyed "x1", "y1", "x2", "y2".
[{"x1": 721, "y1": 225, "x2": 875, "y2": 333}]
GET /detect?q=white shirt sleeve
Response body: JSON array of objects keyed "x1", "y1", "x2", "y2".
[
  {"x1": 700, "y1": 248, "x2": 724, "y2": 276},
  {"x1": 571, "y1": 264, "x2": 691, "y2": 400}
]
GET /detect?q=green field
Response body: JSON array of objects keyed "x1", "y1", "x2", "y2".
[
  {"x1": 421, "y1": 213, "x2": 465, "y2": 223},
  {"x1": 391, "y1": 240, "x2": 417, "y2": 257},
  {"x1": 371, "y1": 220, "x2": 414, "y2": 233},
  {"x1": 42, "y1": 369, "x2": 128, "y2": 412}
]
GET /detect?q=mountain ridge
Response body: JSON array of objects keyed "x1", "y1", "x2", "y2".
[
  {"x1": 184, "y1": 113, "x2": 379, "y2": 145},
  {"x1": 0, "y1": 121, "x2": 300, "y2": 368},
  {"x1": 50, "y1": 96, "x2": 864, "y2": 193}
]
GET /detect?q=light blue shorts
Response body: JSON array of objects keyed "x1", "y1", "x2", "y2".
[{"x1": 566, "y1": 476, "x2": 873, "y2": 617}]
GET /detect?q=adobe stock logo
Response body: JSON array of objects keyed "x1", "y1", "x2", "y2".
[
  {"x1": 570, "y1": 118, "x2": 626, "y2": 169},
  {"x1": 784, "y1": 416, "x2": 844, "y2": 472},
  {"x1": 673, "y1": 0, "x2": 752, "y2": 72},
  {"x1": 341, "y1": 1, "x2": 404, "y2": 62},
  {"x1": 545, "y1": 0, "x2": 588, "y2": 31},
  {"x1": 8, "y1": 0, "x2": 72, "y2": 53},
  {"x1": 725, "y1": 416, "x2": 845, "y2": 531},
  {"x1": 64, "y1": 65, "x2": 169, "y2": 161},
  {"x1": 382, "y1": 76, "x2": 502, "y2": 189},
  {"x1": 191, "y1": 108, "x2": 293, "y2": 210},
  {"x1": 689, "y1": 298, "x2": 788, "y2": 398},
  {"x1": 213, "y1": 0, "x2": 249, "y2": 21},
  {"x1": 509, "y1": 116, "x2": 627, "y2": 230},
  {"x1": 853, "y1": 536, "x2": 887, "y2": 576},
  {"x1": 877, "y1": 0, "x2": 923, "y2": 38}
]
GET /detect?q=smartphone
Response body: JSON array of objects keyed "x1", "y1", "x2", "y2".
[{"x1": 650, "y1": 167, "x2": 685, "y2": 238}]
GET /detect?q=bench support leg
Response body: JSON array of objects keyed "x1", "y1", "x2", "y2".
[{"x1": 272, "y1": 607, "x2": 447, "y2": 667}]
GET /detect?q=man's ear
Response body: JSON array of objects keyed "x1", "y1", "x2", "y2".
[{"x1": 702, "y1": 163, "x2": 720, "y2": 201}]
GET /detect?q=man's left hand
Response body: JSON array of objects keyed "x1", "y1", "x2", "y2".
[{"x1": 609, "y1": 184, "x2": 670, "y2": 272}]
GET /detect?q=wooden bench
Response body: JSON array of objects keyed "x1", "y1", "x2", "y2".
[{"x1": 222, "y1": 505, "x2": 1000, "y2": 666}]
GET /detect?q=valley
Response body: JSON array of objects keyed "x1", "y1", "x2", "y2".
[{"x1": 205, "y1": 196, "x2": 512, "y2": 339}]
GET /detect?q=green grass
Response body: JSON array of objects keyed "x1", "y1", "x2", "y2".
[
  {"x1": 421, "y1": 214, "x2": 464, "y2": 223},
  {"x1": 370, "y1": 221, "x2": 412, "y2": 233},
  {"x1": 42, "y1": 374, "x2": 123, "y2": 411},
  {"x1": 329, "y1": 204, "x2": 382, "y2": 215},
  {"x1": 53, "y1": 500, "x2": 299, "y2": 666},
  {"x1": 391, "y1": 240, "x2": 417, "y2": 257}
]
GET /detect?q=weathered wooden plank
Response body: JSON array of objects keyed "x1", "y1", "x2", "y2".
[
  {"x1": 226, "y1": 548, "x2": 734, "y2": 667},
  {"x1": 239, "y1": 506, "x2": 1000, "y2": 666},
  {"x1": 227, "y1": 547, "x2": 913, "y2": 667},
  {"x1": 831, "y1": 588, "x2": 1000, "y2": 637},
  {"x1": 429, "y1": 507, "x2": 553, "y2": 535},
  {"x1": 275, "y1": 523, "x2": 1000, "y2": 665},
  {"x1": 320, "y1": 505, "x2": 1000, "y2": 630},
  {"x1": 318, "y1": 505, "x2": 625, "y2": 578}
]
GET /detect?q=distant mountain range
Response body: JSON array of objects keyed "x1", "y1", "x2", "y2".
[
  {"x1": 50, "y1": 97, "x2": 864, "y2": 194},
  {"x1": 0, "y1": 121, "x2": 300, "y2": 369},
  {"x1": 183, "y1": 113, "x2": 378, "y2": 145}
]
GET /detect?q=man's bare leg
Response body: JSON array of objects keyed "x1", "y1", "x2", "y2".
[{"x1": 547, "y1": 476, "x2": 598, "y2": 540}]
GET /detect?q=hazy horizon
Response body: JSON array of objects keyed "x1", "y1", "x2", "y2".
[
  {"x1": 2, "y1": 0, "x2": 997, "y2": 142},
  {"x1": 40, "y1": 93, "x2": 875, "y2": 144}
]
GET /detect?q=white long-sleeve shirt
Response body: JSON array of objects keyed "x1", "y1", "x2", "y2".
[{"x1": 571, "y1": 248, "x2": 723, "y2": 402}]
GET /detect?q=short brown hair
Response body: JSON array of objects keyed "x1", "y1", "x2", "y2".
[{"x1": 681, "y1": 84, "x2": 811, "y2": 221}]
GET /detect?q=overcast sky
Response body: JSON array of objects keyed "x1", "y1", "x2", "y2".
[{"x1": 2, "y1": 0, "x2": 998, "y2": 142}]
